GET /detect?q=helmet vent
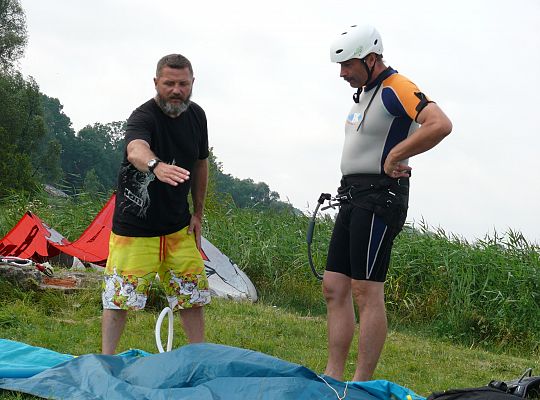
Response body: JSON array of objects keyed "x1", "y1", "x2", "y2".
[
  {"x1": 336, "y1": 49, "x2": 343, "y2": 54},
  {"x1": 341, "y1": 32, "x2": 347, "y2": 35},
  {"x1": 374, "y1": 39, "x2": 378, "y2": 45}
]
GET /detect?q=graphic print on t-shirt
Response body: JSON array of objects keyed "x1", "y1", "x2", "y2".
[{"x1": 120, "y1": 164, "x2": 155, "y2": 219}]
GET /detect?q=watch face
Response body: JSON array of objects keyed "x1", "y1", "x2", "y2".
[{"x1": 148, "y1": 158, "x2": 160, "y2": 172}]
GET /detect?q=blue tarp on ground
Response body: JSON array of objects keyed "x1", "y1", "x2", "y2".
[{"x1": 0, "y1": 339, "x2": 425, "y2": 400}]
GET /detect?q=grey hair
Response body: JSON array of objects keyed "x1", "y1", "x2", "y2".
[{"x1": 156, "y1": 54, "x2": 193, "y2": 77}]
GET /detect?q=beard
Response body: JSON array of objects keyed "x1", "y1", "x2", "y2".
[{"x1": 155, "y1": 91, "x2": 192, "y2": 118}]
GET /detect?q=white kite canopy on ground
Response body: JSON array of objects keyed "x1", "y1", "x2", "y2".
[
  {"x1": 200, "y1": 237, "x2": 257, "y2": 301},
  {"x1": 0, "y1": 194, "x2": 257, "y2": 302}
]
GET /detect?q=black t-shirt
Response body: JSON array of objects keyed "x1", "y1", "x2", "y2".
[{"x1": 112, "y1": 99, "x2": 209, "y2": 237}]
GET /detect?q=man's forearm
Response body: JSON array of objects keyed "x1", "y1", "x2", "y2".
[{"x1": 126, "y1": 139, "x2": 156, "y2": 172}]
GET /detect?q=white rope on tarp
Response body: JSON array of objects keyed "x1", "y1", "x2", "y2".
[
  {"x1": 318, "y1": 375, "x2": 349, "y2": 400},
  {"x1": 155, "y1": 306, "x2": 351, "y2": 399},
  {"x1": 155, "y1": 307, "x2": 174, "y2": 353}
]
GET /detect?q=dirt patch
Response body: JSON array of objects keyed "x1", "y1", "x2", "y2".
[
  {"x1": 42, "y1": 276, "x2": 79, "y2": 288},
  {"x1": 39, "y1": 271, "x2": 102, "y2": 291},
  {"x1": 1, "y1": 264, "x2": 102, "y2": 292}
]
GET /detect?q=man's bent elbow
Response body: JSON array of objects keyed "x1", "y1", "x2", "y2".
[
  {"x1": 126, "y1": 152, "x2": 136, "y2": 166},
  {"x1": 437, "y1": 116, "x2": 453, "y2": 140},
  {"x1": 443, "y1": 117, "x2": 453, "y2": 136}
]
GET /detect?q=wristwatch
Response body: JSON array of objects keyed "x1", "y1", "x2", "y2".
[{"x1": 147, "y1": 158, "x2": 161, "y2": 174}]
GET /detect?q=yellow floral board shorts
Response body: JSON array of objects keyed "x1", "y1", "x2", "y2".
[{"x1": 102, "y1": 226, "x2": 211, "y2": 311}]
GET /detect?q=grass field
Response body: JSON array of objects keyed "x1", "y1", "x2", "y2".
[
  {"x1": 0, "y1": 280, "x2": 538, "y2": 399},
  {"x1": 1, "y1": 191, "x2": 539, "y2": 399}
]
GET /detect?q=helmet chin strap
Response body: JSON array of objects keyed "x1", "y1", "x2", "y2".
[
  {"x1": 353, "y1": 57, "x2": 377, "y2": 103},
  {"x1": 363, "y1": 58, "x2": 376, "y2": 83}
]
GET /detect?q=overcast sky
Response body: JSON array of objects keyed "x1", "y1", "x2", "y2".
[{"x1": 18, "y1": 0, "x2": 540, "y2": 244}]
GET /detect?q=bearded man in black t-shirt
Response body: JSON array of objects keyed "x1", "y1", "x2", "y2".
[{"x1": 101, "y1": 54, "x2": 211, "y2": 354}]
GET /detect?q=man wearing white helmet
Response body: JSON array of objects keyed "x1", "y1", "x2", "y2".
[{"x1": 323, "y1": 24, "x2": 452, "y2": 381}]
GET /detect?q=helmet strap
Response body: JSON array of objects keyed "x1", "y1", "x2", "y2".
[
  {"x1": 353, "y1": 58, "x2": 374, "y2": 103},
  {"x1": 362, "y1": 57, "x2": 377, "y2": 85}
]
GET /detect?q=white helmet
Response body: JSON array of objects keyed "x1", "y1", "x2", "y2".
[{"x1": 330, "y1": 24, "x2": 383, "y2": 63}]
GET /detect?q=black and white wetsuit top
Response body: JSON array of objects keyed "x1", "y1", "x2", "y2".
[{"x1": 340, "y1": 67, "x2": 431, "y2": 175}]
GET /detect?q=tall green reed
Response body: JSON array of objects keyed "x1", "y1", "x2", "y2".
[{"x1": 387, "y1": 221, "x2": 540, "y2": 353}]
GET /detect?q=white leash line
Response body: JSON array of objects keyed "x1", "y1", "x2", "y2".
[
  {"x1": 155, "y1": 307, "x2": 174, "y2": 353},
  {"x1": 318, "y1": 375, "x2": 348, "y2": 399}
]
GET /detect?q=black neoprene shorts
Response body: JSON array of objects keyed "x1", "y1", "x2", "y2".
[{"x1": 325, "y1": 203, "x2": 403, "y2": 282}]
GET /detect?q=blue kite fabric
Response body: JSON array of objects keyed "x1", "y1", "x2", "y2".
[
  {"x1": 0, "y1": 339, "x2": 425, "y2": 400},
  {"x1": 0, "y1": 339, "x2": 74, "y2": 378},
  {"x1": 0, "y1": 339, "x2": 150, "y2": 379}
]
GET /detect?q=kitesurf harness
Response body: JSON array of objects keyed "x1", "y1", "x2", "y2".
[{"x1": 306, "y1": 174, "x2": 409, "y2": 280}]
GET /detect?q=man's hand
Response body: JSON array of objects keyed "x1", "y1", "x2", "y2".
[
  {"x1": 384, "y1": 158, "x2": 412, "y2": 178},
  {"x1": 153, "y1": 163, "x2": 190, "y2": 186},
  {"x1": 187, "y1": 214, "x2": 202, "y2": 250},
  {"x1": 126, "y1": 139, "x2": 190, "y2": 185},
  {"x1": 382, "y1": 103, "x2": 452, "y2": 177}
]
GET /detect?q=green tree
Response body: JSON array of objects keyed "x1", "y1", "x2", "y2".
[
  {"x1": 0, "y1": 144, "x2": 37, "y2": 193},
  {"x1": 38, "y1": 99, "x2": 125, "y2": 192},
  {"x1": 0, "y1": 70, "x2": 45, "y2": 194},
  {"x1": 83, "y1": 168, "x2": 105, "y2": 196},
  {"x1": 72, "y1": 121, "x2": 125, "y2": 190},
  {"x1": 0, "y1": 0, "x2": 27, "y2": 70},
  {"x1": 38, "y1": 139, "x2": 63, "y2": 183},
  {"x1": 39, "y1": 94, "x2": 76, "y2": 185}
]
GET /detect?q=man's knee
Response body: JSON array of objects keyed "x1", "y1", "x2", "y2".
[
  {"x1": 351, "y1": 280, "x2": 385, "y2": 311},
  {"x1": 322, "y1": 271, "x2": 351, "y2": 302},
  {"x1": 103, "y1": 308, "x2": 128, "y2": 319},
  {"x1": 102, "y1": 309, "x2": 128, "y2": 329}
]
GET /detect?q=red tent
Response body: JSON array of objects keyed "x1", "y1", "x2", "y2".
[
  {"x1": 0, "y1": 194, "x2": 213, "y2": 266},
  {"x1": 0, "y1": 195, "x2": 115, "y2": 266},
  {"x1": 0, "y1": 194, "x2": 257, "y2": 300}
]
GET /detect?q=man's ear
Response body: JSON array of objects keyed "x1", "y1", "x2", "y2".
[{"x1": 365, "y1": 54, "x2": 374, "y2": 68}]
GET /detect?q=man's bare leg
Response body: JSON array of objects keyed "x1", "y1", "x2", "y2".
[
  {"x1": 323, "y1": 271, "x2": 355, "y2": 380},
  {"x1": 102, "y1": 309, "x2": 128, "y2": 355},
  {"x1": 179, "y1": 306, "x2": 205, "y2": 343},
  {"x1": 351, "y1": 280, "x2": 386, "y2": 381}
]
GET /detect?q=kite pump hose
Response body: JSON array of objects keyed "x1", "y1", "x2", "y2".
[
  {"x1": 155, "y1": 307, "x2": 174, "y2": 353},
  {"x1": 306, "y1": 193, "x2": 337, "y2": 281}
]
